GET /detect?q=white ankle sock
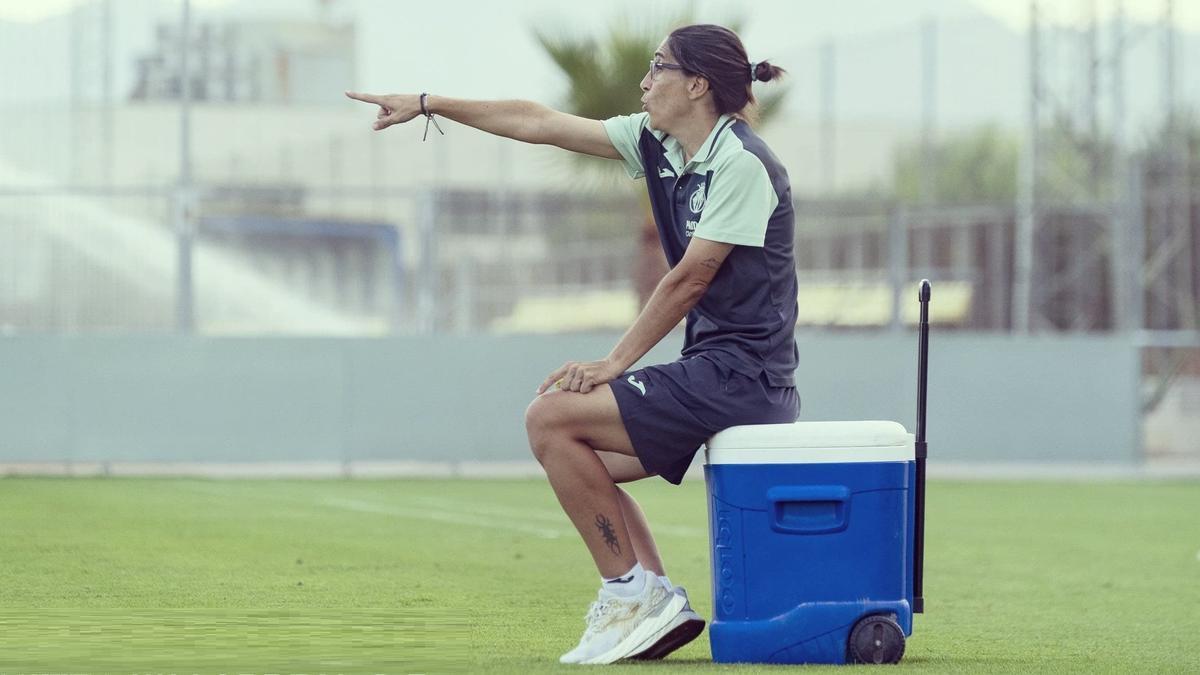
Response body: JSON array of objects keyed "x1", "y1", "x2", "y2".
[
  {"x1": 659, "y1": 575, "x2": 674, "y2": 591},
  {"x1": 601, "y1": 562, "x2": 646, "y2": 597}
]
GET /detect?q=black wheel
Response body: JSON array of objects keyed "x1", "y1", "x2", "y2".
[{"x1": 847, "y1": 614, "x2": 905, "y2": 664}]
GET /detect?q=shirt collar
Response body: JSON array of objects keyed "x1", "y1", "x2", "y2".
[
  {"x1": 658, "y1": 114, "x2": 735, "y2": 173},
  {"x1": 688, "y1": 114, "x2": 735, "y2": 166}
]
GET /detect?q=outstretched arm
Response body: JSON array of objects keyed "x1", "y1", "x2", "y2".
[{"x1": 344, "y1": 92, "x2": 620, "y2": 160}]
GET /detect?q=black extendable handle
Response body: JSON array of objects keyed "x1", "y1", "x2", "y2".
[{"x1": 913, "y1": 279, "x2": 930, "y2": 614}]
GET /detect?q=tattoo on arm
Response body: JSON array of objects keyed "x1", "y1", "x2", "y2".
[
  {"x1": 700, "y1": 257, "x2": 721, "y2": 270},
  {"x1": 595, "y1": 513, "x2": 621, "y2": 555}
]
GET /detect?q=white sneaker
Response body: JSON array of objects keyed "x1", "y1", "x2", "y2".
[
  {"x1": 629, "y1": 585, "x2": 706, "y2": 660},
  {"x1": 558, "y1": 572, "x2": 686, "y2": 665}
]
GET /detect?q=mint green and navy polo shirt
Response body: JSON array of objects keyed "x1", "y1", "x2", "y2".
[{"x1": 603, "y1": 112, "x2": 799, "y2": 387}]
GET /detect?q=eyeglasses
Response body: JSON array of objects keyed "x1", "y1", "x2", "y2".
[{"x1": 648, "y1": 59, "x2": 686, "y2": 80}]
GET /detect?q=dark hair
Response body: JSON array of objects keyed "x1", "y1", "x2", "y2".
[{"x1": 666, "y1": 24, "x2": 786, "y2": 124}]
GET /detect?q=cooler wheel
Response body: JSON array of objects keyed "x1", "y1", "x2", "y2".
[{"x1": 847, "y1": 614, "x2": 905, "y2": 664}]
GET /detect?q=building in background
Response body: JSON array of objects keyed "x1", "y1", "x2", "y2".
[{"x1": 129, "y1": 15, "x2": 354, "y2": 105}]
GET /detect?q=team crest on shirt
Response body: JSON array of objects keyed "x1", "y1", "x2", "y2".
[{"x1": 689, "y1": 182, "x2": 706, "y2": 213}]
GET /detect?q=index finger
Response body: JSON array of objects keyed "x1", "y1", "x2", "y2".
[
  {"x1": 537, "y1": 365, "x2": 568, "y2": 395},
  {"x1": 344, "y1": 91, "x2": 383, "y2": 105}
]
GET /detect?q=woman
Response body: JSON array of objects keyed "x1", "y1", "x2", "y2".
[{"x1": 348, "y1": 23, "x2": 799, "y2": 665}]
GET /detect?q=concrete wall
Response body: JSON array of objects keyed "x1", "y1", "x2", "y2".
[{"x1": 0, "y1": 333, "x2": 1140, "y2": 465}]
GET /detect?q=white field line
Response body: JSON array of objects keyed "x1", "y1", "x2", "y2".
[
  {"x1": 319, "y1": 497, "x2": 568, "y2": 539},
  {"x1": 404, "y1": 495, "x2": 707, "y2": 539},
  {"x1": 173, "y1": 482, "x2": 568, "y2": 538},
  {"x1": 173, "y1": 482, "x2": 706, "y2": 540}
]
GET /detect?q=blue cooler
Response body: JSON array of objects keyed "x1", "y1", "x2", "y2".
[{"x1": 704, "y1": 420, "x2": 917, "y2": 665}]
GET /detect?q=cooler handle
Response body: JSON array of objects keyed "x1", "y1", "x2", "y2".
[{"x1": 766, "y1": 485, "x2": 851, "y2": 535}]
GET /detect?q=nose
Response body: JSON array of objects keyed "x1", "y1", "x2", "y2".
[{"x1": 640, "y1": 72, "x2": 652, "y2": 92}]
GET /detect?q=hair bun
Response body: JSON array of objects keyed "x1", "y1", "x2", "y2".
[{"x1": 753, "y1": 60, "x2": 776, "y2": 83}]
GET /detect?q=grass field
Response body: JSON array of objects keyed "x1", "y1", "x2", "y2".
[{"x1": 1, "y1": 476, "x2": 1198, "y2": 674}]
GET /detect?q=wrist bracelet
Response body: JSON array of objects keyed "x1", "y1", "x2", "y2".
[{"x1": 419, "y1": 92, "x2": 444, "y2": 141}]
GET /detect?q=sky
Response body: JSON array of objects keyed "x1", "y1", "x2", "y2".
[
  {"x1": 2, "y1": 0, "x2": 1198, "y2": 30},
  {"x1": 974, "y1": 0, "x2": 1200, "y2": 30}
]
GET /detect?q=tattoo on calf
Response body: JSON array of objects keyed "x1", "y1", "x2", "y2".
[{"x1": 595, "y1": 513, "x2": 621, "y2": 555}]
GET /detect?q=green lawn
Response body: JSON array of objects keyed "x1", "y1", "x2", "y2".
[{"x1": 1, "y1": 477, "x2": 1197, "y2": 673}]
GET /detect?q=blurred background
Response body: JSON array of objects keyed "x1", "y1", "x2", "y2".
[{"x1": 0, "y1": 0, "x2": 1196, "y2": 473}]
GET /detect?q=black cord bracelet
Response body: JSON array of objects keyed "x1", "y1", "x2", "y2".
[{"x1": 419, "y1": 92, "x2": 444, "y2": 141}]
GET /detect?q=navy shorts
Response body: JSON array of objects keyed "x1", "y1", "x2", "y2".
[{"x1": 609, "y1": 354, "x2": 800, "y2": 485}]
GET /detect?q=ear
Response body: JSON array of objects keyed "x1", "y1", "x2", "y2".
[{"x1": 687, "y1": 75, "x2": 710, "y2": 100}]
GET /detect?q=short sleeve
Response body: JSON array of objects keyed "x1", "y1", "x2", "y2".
[
  {"x1": 602, "y1": 112, "x2": 650, "y2": 179},
  {"x1": 692, "y1": 152, "x2": 778, "y2": 247}
]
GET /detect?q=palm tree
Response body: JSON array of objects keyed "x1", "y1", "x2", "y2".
[{"x1": 534, "y1": 13, "x2": 788, "y2": 307}]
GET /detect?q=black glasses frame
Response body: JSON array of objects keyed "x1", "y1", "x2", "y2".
[{"x1": 649, "y1": 59, "x2": 686, "y2": 79}]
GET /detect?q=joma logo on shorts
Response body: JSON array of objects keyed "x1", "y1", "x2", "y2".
[{"x1": 626, "y1": 375, "x2": 647, "y2": 396}]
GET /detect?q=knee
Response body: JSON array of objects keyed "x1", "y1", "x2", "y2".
[{"x1": 524, "y1": 395, "x2": 563, "y2": 465}]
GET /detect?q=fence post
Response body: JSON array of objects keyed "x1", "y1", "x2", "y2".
[{"x1": 888, "y1": 206, "x2": 908, "y2": 331}]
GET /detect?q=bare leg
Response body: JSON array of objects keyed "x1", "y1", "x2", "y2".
[
  {"x1": 535, "y1": 437, "x2": 637, "y2": 577},
  {"x1": 526, "y1": 385, "x2": 647, "y2": 578},
  {"x1": 618, "y1": 486, "x2": 666, "y2": 576},
  {"x1": 597, "y1": 451, "x2": 667, "y2": 577}
]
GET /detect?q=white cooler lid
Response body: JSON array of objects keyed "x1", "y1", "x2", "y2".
[{"x1": 705, "y1": 420, "x2": 914, "y2": 464}]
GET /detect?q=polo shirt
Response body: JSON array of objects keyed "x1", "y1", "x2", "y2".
[{"x1": 603, "y1": 112, "x2": 799, "y2": 387}]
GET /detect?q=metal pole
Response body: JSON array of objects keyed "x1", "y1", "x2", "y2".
[
  {"x1": 102, "y1": 0, "x2": 114, "y2": 188},
  {"x1": 919, "y1": 17, "x2": 937, "y2": 206},
  {"x1": 988, "y1": 212, "x2": 1007, "y2": 329},
  {"x1": 1014, "y1": 0, "x2": 1039, "y2": 333},
  {"x1": 1163, "y1": 0, "x2": 1175, "y2": 135},
  {"x1": 820, "y1": 39, "x2": 836, "y2": 194},
  {"x1": 175, "y1": 0, "x2": 195, "y2": 333},
  {"x1": 888, "y1": 207, "x2": 908, "y2": 332},
  {"x1": 417, "y1": 191, "x2": 438, "y2": 334},
  {"x1": 69, "y1": 4, "x2": 82, "y2": 186},
  {"x1": 454, "y1": 255, "x2": 474, "y2": 334},
  {"x1": 1126, "y1": 153, "x2": 1146, "y2": 466},
  {"x1": 1148, "y1": 0, "x2": 1174, "y2": 331},
  {"x1": 1129, "y1": 157, "x2": 1145, "y2": 334},
  {"x1": 1086, "y1": 0, "x2": 1100, "y2": 196},
  {"x1": 1110, "y1": 0, "x2": 1128, "y2": 331}
]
